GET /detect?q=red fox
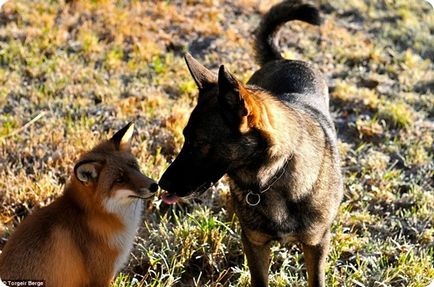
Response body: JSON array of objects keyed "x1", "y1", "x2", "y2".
[{"x1": 0, "y1": 122, "x2": 158, "y2": 287}]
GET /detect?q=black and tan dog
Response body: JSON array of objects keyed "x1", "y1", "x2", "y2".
[{"x1": 159, "y1": 1, "x2": 343, "y2": 286}]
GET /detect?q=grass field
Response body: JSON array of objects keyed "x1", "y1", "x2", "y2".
[{"x1": 0, "y1": 0, "x2": 433, "y2": 286}]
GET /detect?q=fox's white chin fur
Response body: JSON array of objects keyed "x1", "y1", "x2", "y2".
[{"x1": 103, "y1": 189, "x2": 144, "y2": 275}]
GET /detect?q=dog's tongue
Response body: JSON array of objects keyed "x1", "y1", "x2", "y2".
[{"x1": 161, "y1": 192, "x2": 180, "y2": 205}]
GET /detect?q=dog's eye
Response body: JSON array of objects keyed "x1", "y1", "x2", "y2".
[
  {"x1": 115, "y1": 177, "x2": 125, "y2": 184},
  {"x1": 201, "y1": 144, "x2": 210, "y2": 155}
]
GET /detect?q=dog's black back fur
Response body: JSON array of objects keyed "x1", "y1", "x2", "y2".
[
  {"x1": 252, "y1": 0, "x2": 330, "y2": 114},
  {"x1": 250, "y1": 0, "x2": 338, "y2": 177},
  {"x1": 255, "y1": 0, "x2": 321, "y2": 66}
]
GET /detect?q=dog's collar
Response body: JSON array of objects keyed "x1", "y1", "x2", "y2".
[{"x1": 245, "y1": 160, "x2": 289, "y2": 207}]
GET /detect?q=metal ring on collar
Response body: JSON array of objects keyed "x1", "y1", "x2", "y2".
[{"x1": 246, "y1": 191, "x2": 261, "y2": 206}]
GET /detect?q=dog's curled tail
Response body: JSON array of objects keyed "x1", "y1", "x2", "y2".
[{"x1": 254, "y1": 0, "x2": 321, "y2": 66}]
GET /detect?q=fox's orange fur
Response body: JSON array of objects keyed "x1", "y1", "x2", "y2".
[{"x1": 0, "y1": 123, "x2": 157, "y2": 287}]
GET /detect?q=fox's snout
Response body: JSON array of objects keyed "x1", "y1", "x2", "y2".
[{"x1": 140, "y1": 178, "x2": 159, "y2": 194}]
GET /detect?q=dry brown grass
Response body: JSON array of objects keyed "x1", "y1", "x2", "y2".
[{"x1": 0, "y1": 0, "x2": 433, "y2": 286}]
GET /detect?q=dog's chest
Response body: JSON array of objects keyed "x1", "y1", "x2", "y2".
[
  {"x1": 230, "y1": 187, "x2": 299, "y2": 236},
  {"x1": 261, "y1": 192, "x2": 291, "y2": 223}
]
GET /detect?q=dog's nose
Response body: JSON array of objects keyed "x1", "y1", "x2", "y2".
[
  {"x1": 158, "y1": 177, "x2": 170, "y2": 191},
  {"x1": 149, "y1": 183, "x2": 159, "y2": 193}
]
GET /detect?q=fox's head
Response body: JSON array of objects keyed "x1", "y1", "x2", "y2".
[{"x1": 71, "y1": 122, "x2": 158, "y2": 211}]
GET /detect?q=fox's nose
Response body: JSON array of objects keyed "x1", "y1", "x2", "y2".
[{"x1": 149, "y1": 182, "x2": 159, "y2": 193}]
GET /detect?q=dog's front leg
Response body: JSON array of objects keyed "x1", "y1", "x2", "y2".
[
  {"x1": 302, "y1": 230, "x2": 331, "y2": 287},
  {"x1": 241, "y1": 231, "x2": 271, "y2": 287}
]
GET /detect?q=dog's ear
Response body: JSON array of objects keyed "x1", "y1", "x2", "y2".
[
  {"x1": 74, "y1": 160, "x2": 102, "y2": 186},
  {"x1": 111, "y1": 122, "x2": 134, "y2": 152},
  {"x1": 185, "y1": 53, "x2": 217, "y2": 90},
  {"x1": 218, "y1": 65, "x2": 249, "y2": 119}
]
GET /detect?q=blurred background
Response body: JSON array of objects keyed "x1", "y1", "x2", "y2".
[{"x1": 0, "y1": 0, "x2": 433, "y2": 286}]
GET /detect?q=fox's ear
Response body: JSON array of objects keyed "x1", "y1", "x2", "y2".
[
  {"x1": 111, "y1": 122, "x2": 134, "y2": 152},
  {"x1": 185, "y1": 53, "x2": 217, "y2": 90},
  {"x1": 74, "y1": 160, "x2": 102, "y2": 185},
  {"x1": 218, "y1": 65, "x2": 248, "y2": 120}
]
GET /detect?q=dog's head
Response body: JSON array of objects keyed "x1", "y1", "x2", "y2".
[
  {"x1": 159, "y1": 54, "x2": 269, "y2": 203},
  {"x1": 72, "y1": 122, "x2": 159, "y2": 210}
]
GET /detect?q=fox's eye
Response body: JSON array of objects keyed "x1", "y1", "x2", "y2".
[{"x1": 129, "y1": 163, "x2": 140, "y2": 171}]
